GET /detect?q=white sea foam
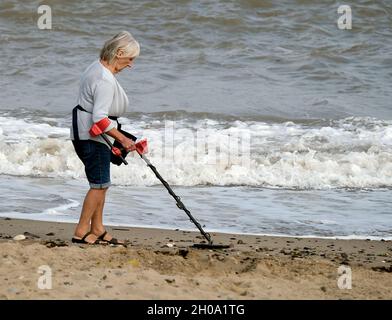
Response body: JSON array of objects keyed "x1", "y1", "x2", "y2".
[
  {"x1": 0, "y1": 115, "x2": 391, "y2": 189},
  {"x1": 42, "y1": 199, "x2": 80, "y2": 216}
]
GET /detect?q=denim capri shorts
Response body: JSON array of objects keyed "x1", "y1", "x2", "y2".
[{"x1": 72, "y1": 140, "x2": 111, "y2": 189}]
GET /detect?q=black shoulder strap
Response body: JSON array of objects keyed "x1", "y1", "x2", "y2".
[
  {"x1": 109, "y1": 116, "x2": 121, "y2": 130},
  {"x1": 72, "y1": 105, "x2": 90, "y2": 141}
]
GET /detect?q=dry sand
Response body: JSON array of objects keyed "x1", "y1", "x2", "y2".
[{"x1": 0, "y1": 217, "x2": 391, "y2": 300}]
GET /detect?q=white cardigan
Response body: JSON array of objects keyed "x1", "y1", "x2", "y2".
[{"x1": 70, "y1": 60, "x2": 129, "y2": 145}]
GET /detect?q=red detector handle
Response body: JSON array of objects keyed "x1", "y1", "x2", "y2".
[{"x1": 135, "y1": 139, "x2": 148, "y2": 154}]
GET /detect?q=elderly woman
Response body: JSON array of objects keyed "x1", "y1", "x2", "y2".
[{"x1": 70, "y1": 31, "x2": 140, "y2": 245}]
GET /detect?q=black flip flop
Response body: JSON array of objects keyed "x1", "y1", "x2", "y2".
[
  {"x1": 97, "y1": 230, "x2": 127, "y2": 247},
  {"x1": 71, "y1": 231, "x2": 98, "y2": 245}
]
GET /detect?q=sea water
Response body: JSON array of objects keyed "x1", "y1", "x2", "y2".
[{"x1": 0, "y1": 0, "x2": 391, "y2": 239}]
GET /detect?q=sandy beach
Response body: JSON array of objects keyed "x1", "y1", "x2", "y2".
[{"x1": 0, "y1": 217, "x2": 391, "y2": 300}]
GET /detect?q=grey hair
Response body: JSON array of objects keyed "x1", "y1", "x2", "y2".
[{"x1": 100, "y1": 31, "x2": 140, "y2": 64}]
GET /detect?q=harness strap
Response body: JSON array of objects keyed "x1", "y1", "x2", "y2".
[
  {"x1": 72, "y1": 105, "x2": 120, "y2": 140},
  {"x1": 72, "y1": 105, "x2": 89, "y2": 141},
  {"x1": 109, "y1": 116, "x2": 121, "y2": 131}
]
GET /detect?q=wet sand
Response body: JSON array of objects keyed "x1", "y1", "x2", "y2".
[{"x1": 0, "y1": 217, "x2": 391, "y2": 299}]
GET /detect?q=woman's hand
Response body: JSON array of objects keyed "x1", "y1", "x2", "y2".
[
  {"x1": 106, "y1": 128, "x2": 136, "y2": 152},
  {"x1": 120, "y1": 137, "x2": 136, "y2": 152}
]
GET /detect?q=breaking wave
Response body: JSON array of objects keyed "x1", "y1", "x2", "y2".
[{"x1": 0, "y1": 114, "x2": 391, "y2": 189}]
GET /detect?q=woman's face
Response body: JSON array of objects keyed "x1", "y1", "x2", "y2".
[{"x1": 114, "y1": 51, "x2": 135, "y2": 73}]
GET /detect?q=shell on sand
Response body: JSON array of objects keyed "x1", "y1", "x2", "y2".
[{"x1": 13, "y1": 234, "x2": 26, "y2": 241}]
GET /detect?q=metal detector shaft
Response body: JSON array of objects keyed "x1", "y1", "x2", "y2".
[
  {"x1": 139, "y1": 153, "x2": 212, "y2": 245},
  {"x1": 101, "y1": 134, "x2": 128, "y2": 165}
]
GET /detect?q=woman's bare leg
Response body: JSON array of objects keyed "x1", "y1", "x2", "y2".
[
  {"x1": 90, "y1": 188, "x2": 125, "y2": 244},
  {"x1": 90, "y1": 188, "x2": 108, "y2": 235},
  {"x1": 73, "y1": 188, "x2": 108, "y2": 243}
]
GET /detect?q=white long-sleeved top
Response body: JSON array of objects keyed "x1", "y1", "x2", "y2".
[{"x1": 70, "y1": 60, "x2": 129, "y2": 145}]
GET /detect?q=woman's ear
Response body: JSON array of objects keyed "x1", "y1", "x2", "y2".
[{"x1": 116, "y1": 49, "x2": 125, "y2": 58}]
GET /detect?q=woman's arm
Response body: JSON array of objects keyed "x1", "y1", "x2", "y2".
[{"x1": 105, "y1": 127, "x2": 136, "y2": 151}]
